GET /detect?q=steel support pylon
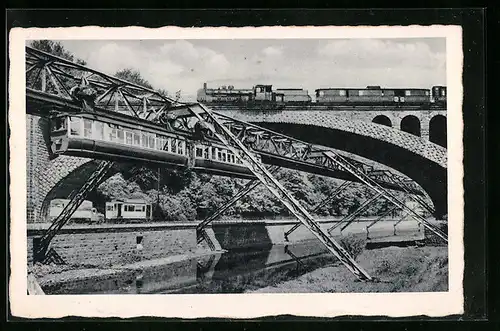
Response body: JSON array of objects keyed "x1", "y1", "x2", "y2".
[
  {"x1": 329, "y1": 192, "x2": 383, "y2": 233},
  {"x1": 284, "y1": 181, "x2": 355, "y2": 241},
  {"x1": 323, "y1": 151, "x2": 447, "y2": 242},
  {"x1": 34, "y1": 160, "x2": 114, "y2": 263},
  {"x1": 196, "y1": 165, "x2": 280, "y2": 245},
  {"x1": 189, "y1": 103, "x2": 372, "y2": 281},
  {"x1": 365, "y1": 205, "x2": 400, "y2": 239}
]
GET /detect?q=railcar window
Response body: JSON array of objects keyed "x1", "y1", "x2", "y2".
[
  {"x1": 142, "y1": 133, "x2": 148, "y2": 148},
  {"x1": 203, "y1": 147, "x2": 210, "y2": 159},
  {"x1": 217, "y1": 150, "x2": 222, "y2": 161},
  {"x1": 106, "y1": 205, "x2": 114, "y2": 211},
  {"x1": 148, "y1": 136, "x2": 155, "y2": 149},
  {"x1": 171, "y1": 139, "x2": 177, "y2": 154},
  {"x1": 125, "y1": 132, "x2": 133, "y2": 145},
  {"x1": 383, "y1": 90, "x2": 395, "y2": 96},
  {"x1": 425, "y1": 91, "x2": 430, "y2": 96},
  {"x1": 319, "y1": 91, "x2": 325, "y2": 97},
  {"x1": 133, "y1": 133, "x2": 141, "y2": 146},
  {"x1": 125, "y1": 205, "x2": 135, "y2": 212},
  {"x1": 109, "y1": 128, "x2": 117, "y2": 142},
  {"x1": 405, "y1": 91, "x2": 412, "y2": 96},
  {"x1": 221, "y1": 150, "x2": 227, "y2": 162},
  {"x1": 196, "y1": 146, "x2": 203, "y2": 157},
  {"x1": 94, "y1": 122, "x2": 104, "y2": 140},
  {"x1": 339, "y1": 90, "x2": 346, "y2": 96},
  {"x1": 83, "y1": 119, "x2": 93, "y2": 138},
  {"x1": 117, "y1": 130, "x2": 125, "y2": 144},
  {"x1": 358, "y1": 90, "x2": 364, "y2": 96},
  {"x1": 164, "y1": 138, "x2": 169, "y2": 151},
  {"x1": 51, "y1": 117, "x2": 67, "y2": 132},
  {"x1": 69, "y1": 117, "x2": 81, "y2": 136},
  {"x1": 442, "y1": 90, "x2": 446, "y2": 97},
  {"x1": 136, "y1": 205, "x2": 144, "y2": 211},
  {"x1": 177, "y1": 140, "x2": 185, "y2": 155},
  {"x1": 212, "y1": 148, "x2": 217, "y2": 160}
]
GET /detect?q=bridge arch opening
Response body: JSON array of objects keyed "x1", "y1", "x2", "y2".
[
  {"x1": 400, "y1": 115, "x2": 421, "y2": 136},
  {"x1": 429, "y1": 115, "x2": 447, "y2": 148},
  {"x1": 372, "y1": 115, "x2": 392, "y2": 127}
]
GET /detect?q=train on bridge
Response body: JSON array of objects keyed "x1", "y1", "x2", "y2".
[{"x1": 197, "y1": 83, "x2": 447, "y2": 110}]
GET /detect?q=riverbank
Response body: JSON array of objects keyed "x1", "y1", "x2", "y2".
[
  {"x1": 29, "y1": 248, "x2": 217, "y2": 294},
  {"x1": 30, "y1": 244, "x2": 448, "y2": 294},
  {"x1": 249, "y1": 246, "x2": 448, "y2": 293}
]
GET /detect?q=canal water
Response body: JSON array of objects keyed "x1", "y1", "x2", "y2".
[{"x1": 43, "y1": 241, "x2": 340, "y2": 294}]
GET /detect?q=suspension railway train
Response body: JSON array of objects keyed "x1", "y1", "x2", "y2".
[
  {"x1": 49, "y1": 110, "x2": 262, "y2": 180},
  {"x1": 197, "y1": 83, "x2": 447, "y2": 109}
]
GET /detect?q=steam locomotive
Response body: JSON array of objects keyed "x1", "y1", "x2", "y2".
[{"x1": 197, "y1": 83, "x2": 447, "y2": 109}]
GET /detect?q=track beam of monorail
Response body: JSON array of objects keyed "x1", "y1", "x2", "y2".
[{"x1": 25, "y1": 45, "x2": 430, "y2": 199}]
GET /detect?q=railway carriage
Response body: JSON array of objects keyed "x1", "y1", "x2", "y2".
[
  {"x1": 105, "y1": 199, "x2": 152, "y2": 222},
  {"x1": 431, "y1": 86, "x2": 447, "y2": 107},
  {"x1": 315, "y1": 86, "x2": 432, "y2": 106},
  {"x1": 192, "y1": 142, "x2": 261, "y2": 179},
  {"x1": 49, "y1": 111, "x2": 259, "y2": 179},
  {"x1": 50, "y1": 111, "x2": 189, "y2": 167}
]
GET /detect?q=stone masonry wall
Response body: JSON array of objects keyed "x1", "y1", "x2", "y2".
[
  {"x1": 27, "y1": 223, "x2": 198, "y2": 266},
  {"x1": 26, "y1": 114, "x2": 92, "y2": 222}
]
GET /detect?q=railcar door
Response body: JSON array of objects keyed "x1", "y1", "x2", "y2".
[
  {"x1": 116, "y1": 203, "x2": 123, "y2": 218},
  {"x1": 81, "y1": 118, "x2": 96, "y2": 153},
  {"x1": 146, "y1": 205, "x2": 152, "y2": 220}
]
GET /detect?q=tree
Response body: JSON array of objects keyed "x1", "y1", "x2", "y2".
[
  {"x1": 115, "y1": 68, "x2": 154, "y2": 90},
  {"x1": 29, "y1": 40, "x2": 87, "y2": 65}
]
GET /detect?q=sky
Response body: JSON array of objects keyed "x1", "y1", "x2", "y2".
[{"x1": 56, "y1": 38, "x2": 446, "y2": 101}]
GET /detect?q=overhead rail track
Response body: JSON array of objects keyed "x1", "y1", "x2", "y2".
[
  {"x1": 25, "y1": 46, "x2": 444, "y2": 275},
  {"x1": 187, "y1": 103, "x2": 372, "y2": 281}
]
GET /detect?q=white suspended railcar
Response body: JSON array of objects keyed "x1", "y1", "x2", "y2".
[{"x1": 105, "y1": 199, "x2": 153, "y2": 222}]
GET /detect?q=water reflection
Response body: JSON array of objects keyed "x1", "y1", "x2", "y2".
[{"x1": 43, "y1": 241, "x2": 338, "y2": 295}]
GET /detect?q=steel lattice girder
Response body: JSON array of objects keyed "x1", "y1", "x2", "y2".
[
  {"x1": 189, "y1": 103, "x2": 373, "y2": 281},
  {"x1": 26, "y1": 46, "x2": 181, "y2": 121},
  {"x1": 322, "y1": 151, "x2": 447, "y2": 242},
  {"x1": 171, "y1": 111, "x2": 427, "y2": 196}
]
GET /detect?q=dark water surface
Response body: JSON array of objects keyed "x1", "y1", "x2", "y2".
[{"x1": 44, "y1": 241, "x2": 339, "y2": 294}]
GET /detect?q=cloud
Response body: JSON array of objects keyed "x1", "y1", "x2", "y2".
[
  {"x1": 59, "y1": 39, "x2": 446, "y2": 101},
  {"x1": 61, "y1": 40, "x2": 231, "y2": 101},
  {"x1": 317, "y1": 39, "x2": 445, "y2": 70},
  {"x1": 261, "y1": 46, "x2": 283, "y2": 57},
  {"x1": 159, "y1": 40, "x2": 230, "y2": 74}
]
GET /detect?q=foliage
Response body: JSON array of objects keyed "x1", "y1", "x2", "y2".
[
  {"x1": 115, "y1": 68, "x2": 154, "y2": 90},
  {"x1": 338, "y1": 234, "x2": 366, "y2": 261},
  {"x1": 96, "y1": 165, "x2": 417, "y2": 223},
  {"x1": 114, "y1": 68, "x2": 169, "y2": 97},
  {"x1": 29, "y1": 40, "x2": 87, "y2": 65}
]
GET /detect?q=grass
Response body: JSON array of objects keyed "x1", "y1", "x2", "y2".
[{"x1": 249, "y1": 246, "x2": 448, "y2": 293}]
